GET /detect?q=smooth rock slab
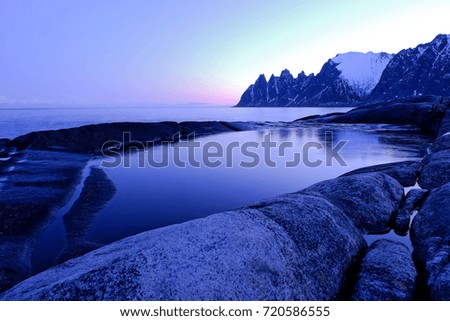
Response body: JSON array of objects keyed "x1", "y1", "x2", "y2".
[
  {"x1": 0, "y1": 195, "x2": 365, "y2": 300},
  {"x1": 411, "y1": 183, "x2": 450, "y2": 300},
  {"x1": 301, "y1": 173, "x2": 404, "y2": 233},
  {"x1": 0, "y1": 150, "x2": 90, "y2": 293},
  {"x1": 341, "y1": 161, "x2": 421, "y2": 187},
  {"x1": 0, "y1": 151, "x2": 90, "y2": 236},
  {"x1": 0, "y1": 236, "x2": 35, "y2": 295},
  {"x1": 179, "y1": 121, "x2": 236, "y2": 137},
  {"x1": 351, "y1": 239, "x2": 417, "y2": 300},
  {"x1": 11, "y1": 122, "x2": 181, "y2": 154},
  {"x1": 418, "y1": 149, "x2": 450, "y2": 189},
  {"x1": 308, "y1": 97, "x2": 444, "y2": 134},
  {"x1": 11, "y1": 121, "x2": 240, "y2": 154}
]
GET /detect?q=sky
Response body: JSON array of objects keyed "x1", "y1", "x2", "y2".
[{"x1": 0, "y1": 0, "x2": 449, "y2": 107}]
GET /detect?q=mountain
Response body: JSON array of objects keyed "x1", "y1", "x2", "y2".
[
  {"x1": 367, "y1": 34, "x2": 450, "y2": 102},
  {"x1": 236, "y1": 52, "x2": 393, "y2": 107},
  {"x1": 332, "y1": 52, "x2": 394, "y2": 97},
  {"x1": 236, "y1": 34, "x2": 450, "y2": 107}
]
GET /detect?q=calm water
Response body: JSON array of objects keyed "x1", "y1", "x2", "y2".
[
  {"x1": 32, "y1": 124, "x2": 431, "y2": 272},
  {"x1": 0, "y1": 106, "x2": 351, "y2": 138}
]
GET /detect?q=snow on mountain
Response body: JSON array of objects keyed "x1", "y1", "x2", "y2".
[{"x1": 332, "y1": 52, "x2": 394, "y2": 96}]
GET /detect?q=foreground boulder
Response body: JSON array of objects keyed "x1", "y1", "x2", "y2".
[
  {"x1": 430, "y1": 133, "x2": 450, "y2": 153},
  {"x1": 352, "y1": 239, "x2": 417, "y2": 300},
  {"x1": 393, "y1": 189, "x2": 429, "y2": 236},
  {"x1": 411, "y1": 183, "x2": 450, "y2": 300},
  {"x1": 0, "y1": 193, "x2": 365, "y2": 300},
  {"x1": 341, "y1": 161, "x2": 421, "y2": 187},
  {"x1": 418, "y1": 149, "x2": 450, "y2": 189},
  {"x1": 301, "y1": 173, "x2": 404, "y2": 233},
  {"x1": 304, "y1": 96, "x2": 445, "y2": 134}
]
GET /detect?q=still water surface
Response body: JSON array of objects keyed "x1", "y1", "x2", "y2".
[
  {"x1": 0, "y1": 106, "x2": 351, "y2": 138},
  {"x1": 32, "y1": 124, "x2": 431, "y2": 272}
]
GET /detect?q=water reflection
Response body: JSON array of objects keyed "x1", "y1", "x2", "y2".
[
  {"x1": 31, "y1": 125, "x2": 432, "y2": 272},
  {"x1": 86, "y1": 125, "x2": 430, "y2": 245},
  {"x1": 56, "y1": 168, "x2": 116, "y2": 264}
]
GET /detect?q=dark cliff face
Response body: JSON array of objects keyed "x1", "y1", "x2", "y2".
[
  {"x1": 237, "y1": 74, "x2": 268, "y2": 107},
  {"x1": 267, "y1": 69, "x2": 297, "y2": 106},
  {"x1": 236, "y1": 34, "x2": 450, "y2": 107},
  {"x1": 368, "y1": 34, "x2": 450, "y2": 103},
  {"x1": 236, "y1": 61, "x2": 362, "y2": 107}
]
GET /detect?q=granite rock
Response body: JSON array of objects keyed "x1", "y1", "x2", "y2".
[
  {"x1": 0, "y1": 194, "x2": 366, "y2": 300},
  {"x1": 341, "y1": 161, "x2": 421, "y2": 187},
  {"x1": 418, "y1": 149, "x2": 450, "y2": 189},
  {"x1": 301, "y1": 173, "x2": 404, "y2": 233},
  {"x1": 410, "y1": 183, "x2": 450, "y2": 300},
  {"x1": 352, "y1": 239, "x2": 417, "y2": 300}
]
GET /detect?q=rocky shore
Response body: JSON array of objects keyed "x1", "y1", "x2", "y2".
[{"x1": 0, "y1": 97, "x2": 449, "y2": 300}]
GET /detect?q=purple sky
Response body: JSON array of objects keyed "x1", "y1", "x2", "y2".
[{"x1": 0, "y1": 0, "x2": 448, "y2": 107}]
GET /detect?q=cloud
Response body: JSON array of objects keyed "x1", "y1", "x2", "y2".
[
  {"x1": 0, "y1": 96, "x2": 17, "y2": 104},
  {"x1": 0, "y1": 95, "x2": 56, "y2": 106}
]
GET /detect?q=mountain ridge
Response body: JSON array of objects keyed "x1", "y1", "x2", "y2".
[{"x1": 236, "y1": 34, "x2": 450, "y2": 107}]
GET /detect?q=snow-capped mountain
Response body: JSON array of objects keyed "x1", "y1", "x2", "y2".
[
  {"x1": 332, "y1": 52, "x2": 394, "y2": 97},
  {"x1": 236, "y1": 52, "x2": 394, "y2": 107},
  {"x1": 368, "y1": 34, "x2": 450, "y2": 103},
  {"x1": 236, "y1": 34, "x2": 450, "y2": 107}
]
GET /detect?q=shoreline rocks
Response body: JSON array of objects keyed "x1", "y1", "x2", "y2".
[
  {"x1": 418, "y1": 149, "x2": 450, "y2": 189},
  {"x1": 301, "y1": 173, "x2": 404, "y2": 234},
  {"x1": 393, "y1": 189, "x2": 429, "y2": 236},
  {"x1": 340, "y1": 161, "x2": 421, "y2": 187},
  {"x1": 352, "y1": 239, "x2": 417, "y2": 300},
  {"x1": 11, "y1": 121, "x2": 239, "y2": 154},
  {"x1": 0, "y1": 151, "x2": 90, "y2": 293},
  {"x1": 410, "y1": 183, "x2": 450, "y2": 300},
  {"x1": 0, "y1": 171, "x2": 410, "y2": 300},
  {"x1": 55, "y1": 168, "x2": 116, "y2": 266},
  {"x1": 302, "y1": 96, "x2": 445, "y2": 134},
  {"x1": 0, "y1": 192, "x2": 367, "y2": 300},
  {"x1": 0, "y1": 120, "x2": 246, "y2": 292}
]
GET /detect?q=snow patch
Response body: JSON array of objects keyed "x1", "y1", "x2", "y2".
[{"x1": 332, "y1": 52, "x2": 394, "y2": 95}]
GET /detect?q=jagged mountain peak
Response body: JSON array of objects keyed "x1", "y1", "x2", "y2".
[
  {"x1": 255, "y1": 74, "x2": 267, "y2": 82},
  {"x1": 430, "y1": 34, "x2": 450, "y2": 48},
  {"x1": 280, "y1": 69, "x2": 293, "y2": 77}
]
